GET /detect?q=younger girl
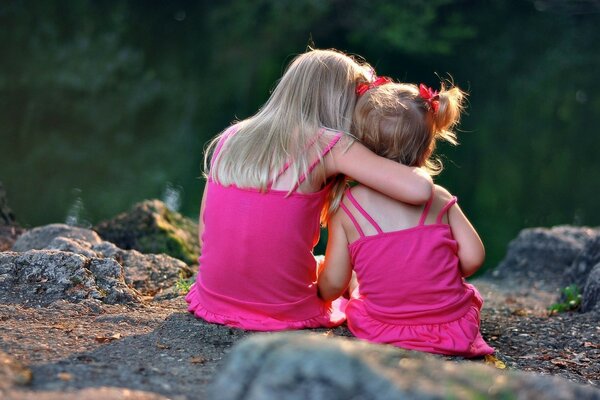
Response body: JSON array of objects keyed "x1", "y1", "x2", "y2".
[
  {"x1": 318, "y1": 80, "x2": 494, "y2": 356},
  {"x1": 185, "y1": 49, "x2": 433, "y2": 331}
]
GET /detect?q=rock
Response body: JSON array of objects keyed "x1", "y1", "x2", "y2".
[
  {"x1": 0, "y1": 250, "x2": 140, "y2": 305},
  {"x1": 209, "y1": 332, "x2": 600, "y2": 400},
  {"x1": 566, "y1": 235, "x2": 600, "y2": 288},
  {"x1": 582, "y1": 263, "x2": 600, "y2": 313},
  {"x1": 94, "y1": 200, "x2": 199, "y2": 265},
  {"x1": 91, "y1": 241, "x2": 192, "y2": 296},
  {"x1": 490, "y1": 226, "x2": 599, "y2": 290},
  {"x1": 12, "y1": 224, "x2": 102, "y2": 252},
  {"x1": 0, "y1": 351, "x2": 32, "y2": 389},
  {"x1": 10, "y1": 224, "x2": 191, "y2": 297},
  {"x1": 0, "y1": 181, "x2": 16, "y2": 226}
]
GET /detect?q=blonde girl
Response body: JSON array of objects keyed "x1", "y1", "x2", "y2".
[
  {"x1": 185, "y1": 49, "x2": 433, "y2": 331},
  {"x1": 318, "y1": 80, "x2": 494, "y2": 356}
]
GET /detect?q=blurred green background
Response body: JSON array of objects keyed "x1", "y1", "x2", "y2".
[{"x1": 1, "y1": 0, "x2": 599, "y2": 269}]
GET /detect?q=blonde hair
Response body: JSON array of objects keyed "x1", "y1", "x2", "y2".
[
  {"x1": 204, "y1": 49, "x2": 371, "y2": 196},
  {"x1": 353, "y1": 81, "x2": 465, "y2": 175}
]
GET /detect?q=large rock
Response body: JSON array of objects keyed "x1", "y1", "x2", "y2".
[
  {"x1": 9, "y1": 224, "x2": 192, "y2": 297},
  {"x1": 490, "y1": 226, "x2": 598, "y2": 290},
  {"x1": 94, "y1": 200, "x2": 199, "y2": 265},
  {"x1": 566, "y1": 235, "x2": 600, "y2": 288},
  {"x1": 209, "y1": 333, "x2": 600, "y2": 400},
  {"x1": 12, "y1": 224, "x2": 102, "y2": 252},
  {"x1": 582, "y1": 263, "x2": 600, "y2": 313},
  {"x1": 0, "y1": 250, "x2": 140, "y2": 305}
]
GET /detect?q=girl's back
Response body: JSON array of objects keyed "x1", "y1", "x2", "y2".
[{"x1": 341, "y1": 184, "x2": 473, "y2": 323}]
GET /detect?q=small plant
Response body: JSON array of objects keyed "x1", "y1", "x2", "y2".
[
  {"x1": 175, "y1": 274, "x2": 194, "y2": 295},
  {"x1": 548, "y1": 284, "x2": 582, "y2": 314}
]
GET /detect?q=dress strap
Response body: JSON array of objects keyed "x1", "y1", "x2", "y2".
[
  {"x1": 339, "y1": 202, "x2": 365, "y2": 238},
  {"x1": 345, "y1": 190, "x2": 384, "y2": 234},
  {"x1": 294, "y1": 130, "x2": 343, "y2": 189},
  {"x1": 210, "y1": 125, "x2": 239, "y2": 169},
  {"x1": 418, "y1": 194, "x2": 435, "y2": 226},
  {"x1": 436, "y1": 196, "x2": 458, "y2": 224}
]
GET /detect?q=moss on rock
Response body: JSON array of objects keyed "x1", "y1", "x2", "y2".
[{"x1": 94, "y1": 200, "x2": 199, "y2": 265}]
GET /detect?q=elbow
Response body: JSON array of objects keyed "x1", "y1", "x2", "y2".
[
  {"x1": 459, "y1": 251, "x2": 485, "y2": 278},
  {"x1": 408, "y1": 179, "x2": 433, "y2": 205},
  {"x1": 317, "y1": 280, "x2": 348, "y2": 302}
]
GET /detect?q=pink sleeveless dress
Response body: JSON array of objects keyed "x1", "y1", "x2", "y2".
[
  {"x1": 185, "y1": 127, "x2": 345, "y2": 331},
  {"x1": 341, "y1": 189, "x2": 494, "y2": 357}
]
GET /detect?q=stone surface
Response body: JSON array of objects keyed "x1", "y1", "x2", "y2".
[
  {"x1": 209, "y1": 332, "x2": 600, "y2": 400},
  {"x1": 582, "y1": 263, "x2": 600, "y2": 313},
  {"x1": 9, "y1": 224, "x2": 192, "y2": 297},
  {"x1": 490, "y1": 226, "x2": 599, "y2": 291},
  {"x1": 94, "y1": 200, "x2": 199, "y2": 265},
  {"x1": 0, "y1": 250, "x2": 140, "y2": 305},
  {"x1": 567, "y1": 235, "x2": 600, "y2": 288},
  {"x1": 12, "y1": 224, "x2": 102, "y2": 252},
  {"x1": 91, "y1": 240, "x2": 192, "y2": 295}
]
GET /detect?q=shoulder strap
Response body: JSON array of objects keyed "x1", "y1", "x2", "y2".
[
  {"x1": 294, "y1": 130, "x2": 343, "y2": 188},
  {"x1": 436, "y1": 196, "x2": 458, "y2": 224},
  {"x1": 210, "y1": 125, "x2": 239, "y2": 169},
  {"x1": 345, "y1": 190, "x2": 383, "y2": 234},
  {"x1": 339, "y1": 202, "x2": 365, "y2": 238},
  {"x1": 418, "y1": 194, "x2": 435, "y2": 226}
]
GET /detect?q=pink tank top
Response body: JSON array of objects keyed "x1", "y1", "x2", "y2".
[
  {"x1": 340, "y1": 189, "x2": 473, "y2": 324},
  {"x1": 186, "y1": 126, "x2": 345, "y2": 330}
]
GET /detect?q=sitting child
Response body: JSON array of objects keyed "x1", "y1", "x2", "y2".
[{"x1": 318, "y1": 79, "x2": 494, "y2": 357}]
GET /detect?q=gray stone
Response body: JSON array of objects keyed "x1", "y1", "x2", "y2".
[
  {"x1": 0, "y1": 250, "x2": 140, "y2": 305},
  {"x1": 567, "y1": 235, "x2": 600, "y2": 288},
  {"x1": 490, "y1": 226, "x2": 599, "y2": 290},
  {"x1": 12, "y1": 224, "x2": 102, "y2": 252},
  {"x1": 582, "y1": 263, "x2": 600, "y2": 313},
  {"x1": 91, "y1": 241, "x2": 192, "y2": 295},
  {"x1": 209, "y1": 332, "x2": 600, "y2": 400},
  {"x1": 10, "y1": 224, "x2": 191, "y2": 297},
  {"x1": 94, "y1": 199, "x2": 199, "y2": 265}
]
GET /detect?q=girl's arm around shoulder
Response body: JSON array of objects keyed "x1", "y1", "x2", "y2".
[
  {"x1": 318, "y1": 208, "x2": 353, "y2": 302},
  {"x1": 325, "y1": 136, "x2": 433, "y2": 205},
  {"x1": 436, "y1": 185, "x2": 485, "y2": 277}
]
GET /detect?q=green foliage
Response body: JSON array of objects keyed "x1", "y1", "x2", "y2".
[
  {"x1": 175, "y1": 273, "x2": 194, "y2": 296},
  {"x1": 549, "y1": 284, "x2": 582, "y2": 314}
]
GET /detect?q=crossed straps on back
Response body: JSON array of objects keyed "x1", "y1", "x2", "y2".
[
  {"x1": 340, "y1": 189, "x2": 458, "y2": 238},
  {"x1": 210, "y1": 126, "x2": 343, "y2": 192}
]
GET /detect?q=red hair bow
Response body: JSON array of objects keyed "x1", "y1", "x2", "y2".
[
  {"x1": 356, "y1": 76, "x2": 392, "y2": 96},
  {"x1": 419, "y1": 84, "x2": 440, "y2": 113}
]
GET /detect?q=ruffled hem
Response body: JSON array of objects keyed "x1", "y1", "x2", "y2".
[
  {"x1": 185, "y1": 284, "x2": 345, "y2": 331},
  {"x1": 345, "y1": 297, "x2": 494, "y2": 357}
]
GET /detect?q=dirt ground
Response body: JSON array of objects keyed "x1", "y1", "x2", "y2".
[{"x1": 1, "y1": 279, "x2": 598, "y2": 399}]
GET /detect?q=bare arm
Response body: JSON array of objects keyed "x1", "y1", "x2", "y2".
[
  {"x1": 325, "y1": 138, "x2": 432, "y2": 205},
  {"x1": 318, "y1": 211, "x2": 353, "y2": 302},
  {"x1": 446, "y1": 195, "x2": 485, "y2": 277}
]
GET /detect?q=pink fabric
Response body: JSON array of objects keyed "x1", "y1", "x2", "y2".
[
  {"x1": 341, "y1": 189, "x2": 494, "y2": 357},
  {"x1": 186, "y1": 128, "x2": 345, "y2": 331}
]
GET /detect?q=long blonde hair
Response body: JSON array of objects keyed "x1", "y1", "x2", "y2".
[
  {"x1": 353, "y1": 81, "x2": 465, "y2": 175},
  {"x1": 205, "y1": 49, "x2": 371, "y2": 193}
]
